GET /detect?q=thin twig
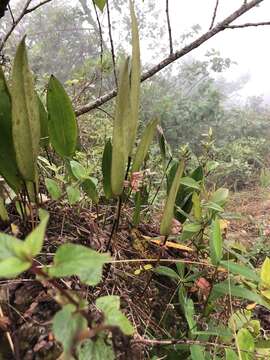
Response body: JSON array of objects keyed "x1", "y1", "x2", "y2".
[
  {"x1": 165, "y1": 0, "x2": 173, "y2": 54},
  {"x1": 75, "y1": 0, "x2": 265, "y2": 117},
  {"x1": 8, "y1": 3, "x2": 15, "y2": 24},
  {"x1": 107, "y1": 0, "x2": 118, "y2": 87},
  {"x1": 92, "y1": 0, "x2": 104, "y2": 97},
  {"x1": 25, "y1": 0, "x2": 53, "y2": 14},
  {"x1": 209, "y1": 0, "x2": 220, "y2": 30},
  {"x1": 0, "y1": 305, "x2": 14, "y2": 356},
  {"x1": 226, "y1": 21, "x2": 270, "y2": 28}
]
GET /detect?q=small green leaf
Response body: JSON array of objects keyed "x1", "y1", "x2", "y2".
[
  {"x1": 179, "y1": 177, "x2": 200, "y2": 190},
  {"x1": 49, "y1": 244, "x2": 111, "y2": 286},
  {"x1": 184, "y1": 298, "x2": 196, "y2": 331},
  {"x1": 102, "y1": 139, "x2": 113, "y2": 199},
  {"x1": 237, "y1": 328, "x2": 254, "y2": 360},
  {"x1": 203, "y1": 201, "x2": 224, "y2": 212},
  {"x1": 67, "y1": 185, "x2": 81, "y2": 205},
  {"x1": 131, "y1": 118, "x2": 158, "y2": 173},
  {"x1": 228, "y1": 310, "x2": 251, "y2": 331},
  {"x1": 53, "y1": 304, "x2": 87, "y2": 357},
  {"x1": 220, "y1": 260, "x2": 259, "y2": 282},
  {"x1": 155, "y1": 266, "x2": 180, "y2": 281},
  {"x1": 210, "y1": 218, "x2": 222, "y2": 265},
  {"x1": 0, "y1": 257, "x2": 31, "y2": 278},
  {"x1": 70, "y1": 160, "x2": 89, "y2": 181},
  {"x1": 24, "y1": 209, "x2": 49, "y2": 257},
  {"x1": 192, "y1": 192, "x2": 201, "y2": 221},
  {"x1": 210, "y1": 188, "x2": 229, "y2": 206},
  {"x1": 11, "y1": 37, "x2": 40, "y2": 182},
  {"x1": 81, "y1": 178, "x2": 99, "y2": 204},
  {"x1": 225, "y1": 349, "x2": 238, "y2": 360},
  {"x1": 93, "y1": 0, "x2": 106, "y2": 11},
  {"x1": 190, "y1": 345, "x2": 205, "y2": 360},
  {"x1": 77, "y1": 338, "x2": 114, "y2": 360},
  {"x1": 182, "y1": 223, "x2": 202, "y2": 233},
  {"x1": 47, "y1": 75, "x2": 78, "y2": 158},
  {"x1": 45, "y1": 178, "x2": 62, "y2": 200},
  {"x1": 261, "y1": 257, "x2": 270, "y2": 287},
  {"x1": 96, "y1": 295, "x2": 134, "y2": 335}
]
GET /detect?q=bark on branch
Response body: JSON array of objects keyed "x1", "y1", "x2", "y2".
[{"x1": 75, "y1": 0, "x2": 265, "y2": 117}]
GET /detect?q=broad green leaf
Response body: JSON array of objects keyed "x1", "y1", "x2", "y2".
[
  {"x1": 77, "y1": 338, "x2": 114, "y2": 360},
  {"x1": 0, "y1": 233, "x2": 26, "y2": 260},
  {"x1": 93, "y1": 0, "x2": 107, "y2": 11},
  {"x1": 70, "y1": 160, "x2": 88, "y2": 181},
  {"x1": 45, "y1": 178, "x2": 62, "y2": 200},
  {"x1": 49, "y1": 244, "x2": 111, "y2": 286},
  {"x1": 82, "y1": 178, "x2": 99, "y2": 204},
  {"x1": 24, "y1": 209, "x2": 49, "y2": 257},
  {"x1": 11, "y1": 37, "x2": 40, "y2": 182},
  {"x1": 225, "y1": 349, "x2": 238, "y2": 360},
  {"x1": 53, "y1": 304, "x2": 87, "y2": 357},
  {"x1": 96, "y1": 295, "x2": 134, "y2": 335},
  {"x1": 128, "y1": 0, "x2": 141, "y2": 155},
  {"x1": 67, "y1": 185, "x2": 80, "y2": 205},
  {"x1": 131, "y1": 118, "x2": 158, "y2": 173},
  {"x1": 237, "y1": 328, "x2": 254, "y2": 360},
  {"x1": 203, "y1": 201, "x2": 224, "y2": 212},
  {"x1": 155, "y1": 266, "x2": 180, "y2": 281},
  {"x1": 160, "y1": 159, "x2": 185, "y2": 235},
  {"x1": 47, "y1": 75, "x2": 78, "y2": 158},
  {"x1": 37, "y1": 94, "x2": 49, "y2": 147},
  {"x1": 102, "y1": 139, "x2": 113, "y2": 199},
  {"x1": 182, "y1": 223, "x2": 202, "y2": 233},
  {"x1": 210, "y1": 218, "x2": 222, "y2": 265},
  {"x1": 190, "y1": 345, "x2": 205, "y2": 360},
  {"x1": 0, "y1": 67, "x2": 21, "y2": 192},
  {"x1": 261, "y1": 257, "x2": 270, "y2": 287},
  {"x1": 179, "y1": 177, "x2": 200, "y2": 190},
  {"x1": 0, "y1": 257, "x2": 31, "y2": 278},
  {"x1": 111, "y1": 58, "x2": 130, "y2": 196},
  {"x1": 210, "y1": 188, "x2": 229, "y2": 206},
  {"x1": 0, "y1": 197, "x2": 9, "y2": 221},
  {"x1": 220, "y1": 260, "x2": 259, "y2": 282}
]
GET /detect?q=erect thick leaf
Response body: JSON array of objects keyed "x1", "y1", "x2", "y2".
[
  {"x1": 127, "y1": 0, "x2": 141, "y2": 155},
  {"x1": 81, "y1": 178, "x2": 99, "y2": 204},
  {"x1": 131, "y1": 118, "x2": 158, "y2": 173},
  {"x1": 47, "y1": 75, "x2": 78, "y2": 158},
  {"x1": 160, "y1": 159, "x2": 185, "y2": 235},
  {"x1": 210, "y1": 218, "x2": 222, "y2": 265},
  {"x1": 210, "y1": 188, "x2": 229, "y2": 206},
  {"x1": 49, "y1": 244, "x2": 111, "y2": 286},
  {"x1": 0, "y1": 67, "x2": 22, "y2": 192},
  {"x1": 37, "y1": 94, "x2": 49, "y2": 148},
  {"x1": 77, "y1": 338, "x2": 114, "y2": 360},
  {"x1": 220, "y1": 260, "x2": 259, "y2": 282},
  {"x1": 24, "y1": 209, "x2": 49, "y2": 257},
  {"x1": 237, "y1": 328, "x2": 254, "y2": 360},
  {"x1": 11, "y1": 37, "x2": 40, "y2": 182},
  {"x1": 53, "y1": 304, "x2": 87, "y2": 358},
  {"x1": 111, "y1": 58, "x2": 130, "y2": 196},
  {"x1": 93, "y1": 0, "x2": 107, "y2": 11},
  {"x1": 102, "y1": 139, "x2": 113, "y2": 199},
  {"x1": 261, "y1": 257, "x2": 270, "y2": 287},
  {"x1": 96, "y1": 295, "x2": 134, "y2": 335}
]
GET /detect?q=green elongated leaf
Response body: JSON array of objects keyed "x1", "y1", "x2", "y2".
[
  {"x1": 261, "y1": 257, "x2": 270, "y2": 287},
  {"x1": 0, "y1": 67, "x2": 22, "y2": 192},
  {"x1": 184, "y1": 298, "x2": 196, "y2": 331},
  {"x1": 179, "y1": 177, "x2": 200, "y2": 190},
  {"x1": 111, "y1": 58, "x2": 130, "y2": 196},
  {"x1": 37, "y1": 94, "x2": 49, "y2": 147},
  {"x1": 0, "y1": 197, "x2": 9, "y2": 221},
  {"x1": 155, "y1": 266, "x2": 180, "y2": 281},
  {"x1": 11, "y1": 37, "x2": 40, "y2": 182},
  {"x1": 47, "y1": 75, "x2": 78, "y2": 158},
  {"x1": 210, "y1": 188, "x2": 229, "y2": 206},
  {"x1": 182, "y1": 223, "x2": 202, "y2": 233},
  {"x1": 210, "y1": 218, "x2": 222, "y2": 265},
  {"x1": 132, "y1": 191, "x2": 141, "y2": 227},
  {"x1": 190, "y1": 345, "x2": 205, "y2": 360},
  {"x1": 24, "y1": 209, "x2": 49, "y2": 257},
  {"x1": 237, "y1": 328, "x2": 254, "y2": 360},
  {"x1": 77, "y1": 338, "x2": 114, "y2": 360},
  {"x1": 225, "y1": 349, "x2": 238, "y2": 360},
  {"x1": 70, "y1": 160, "x2": 89, "y2": 181},
  {"x1": 53, "y1": 304, "x2": 87, "y2": 358},
  {"x1": 160, "y1": 159, "x2": 185, "y2": 235},
  {"x1": 220, "y1": 260, "x2": 260, "y2": 282},
  {"x1": 96, "y1": 295, "x2": 134, "y2": 335},
  {"x1": 93, "y1": 0, "x2": 107, "y2": 11},
  {"x1": 45, "y1": 178, "x2": 62, "y2": 200},
  {"x1": 67, "y1": 185, "x2": 81, "y2": 205},
  {"x1": 131, "y1": 118, "x2": 158, "y2": 173},
  {"x1": 0, "y1": 257, "x2": 31, "y2": 278},
  {"x1": 203, "y1": 201, "x2": 224, "y2": 212},
  {"x1": 127, "y1": 0, "x2": 141, "y2": 155},
  {"x1": 192, "y1": 192, "x2": 201, "y2": 221},
  {"x1": 102, "y1": 139, "x2": 113, "y2": 199},
  {"x1": 82, "y1": 178, "x2": 99, "y2": 204},
  {"x1": 49, "y1": 244, "x2": 111, "y2": 286}
]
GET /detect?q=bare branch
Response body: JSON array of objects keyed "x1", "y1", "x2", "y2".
[
  {"x1": 107, "y1": 0, "x2": 118, "y2": 87},
  {"x1": 165, "y1": 0, "x2": 173, "y2": 54},
  {"x1": 75, "y1": 0, "x2": 265, "y2": 117},
  {"x1": 25, "y1": 0, "x2": 53, "y2": 14},
  {"x1": 209, "y1": 0, "x2": 220, "y2": 30},
  {"x1": 225, "y1": 21, "x2": 270, "y2": 28}
]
